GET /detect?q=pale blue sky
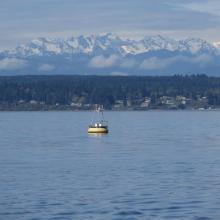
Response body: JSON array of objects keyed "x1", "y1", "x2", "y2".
[{"x1": 0, "y1": 0, "x2": 220, "y2": 49}]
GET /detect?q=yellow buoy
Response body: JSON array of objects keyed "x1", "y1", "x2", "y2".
[
  {"x1": 88, "y1": 126, "x2": 108, "y2": 134},
  {"x1": 88, "y1": 105, "x2": 109, "y2": 134}
]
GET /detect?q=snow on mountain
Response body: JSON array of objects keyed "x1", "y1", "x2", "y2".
[
  {"x1": 180, "y1": 38, "x2": 218, "y2": 54},
  {"x1": 9, "y1": 38, "x2": 62, "y2": 56},
  {"x1": 213, "y1": 41, "x2": 220, "y2": 49},
  {"x1": 1, "y1": 33, "x2": 220, "y2": 76},
  {"x1": 141, "y1": 35, "x2": 180, "y2": 52},
  {"x1": 5, "y1": 33, "x2": 219, "y2": 58},
  {"x1": 122, "y1": 36, "x2": 218, "y2": 55}
]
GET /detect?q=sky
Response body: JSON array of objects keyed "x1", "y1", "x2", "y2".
[{"x1": 0, "y1": 0, "x2": 220, "y2": 50}]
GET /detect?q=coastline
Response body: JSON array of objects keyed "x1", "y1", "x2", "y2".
[{"x1": 0, "y1": 107, "x2": 219, "y2": 112}]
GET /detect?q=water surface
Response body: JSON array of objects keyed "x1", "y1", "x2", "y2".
[{"x1": 1, "y1": 111, "x2": 220, "y2": 220}]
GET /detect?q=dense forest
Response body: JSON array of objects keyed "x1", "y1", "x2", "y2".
[{"x1": 0, "y1": 74, "x2": 220, "y2": 110}]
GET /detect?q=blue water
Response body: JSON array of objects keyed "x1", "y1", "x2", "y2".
[{"x1": 1, "y1": 111, "x2": 220, "y2": 220}]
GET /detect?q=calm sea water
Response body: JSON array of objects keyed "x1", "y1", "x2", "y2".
[{"x1": 1, "y1": 111, "x2": 220, "y2": 220}]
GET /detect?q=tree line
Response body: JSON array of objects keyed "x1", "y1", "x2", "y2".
[{"x1": 0, "y1": 74, "x2": 220, "y2": 108}]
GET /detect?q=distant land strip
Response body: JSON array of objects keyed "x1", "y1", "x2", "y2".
[{"x1": 0, "y1": 74, "x2": 220, "y2": 111}]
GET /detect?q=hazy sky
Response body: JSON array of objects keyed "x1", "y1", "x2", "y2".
[{"x1": 0, "y1": 0, "x2": 220, "y2": 49}]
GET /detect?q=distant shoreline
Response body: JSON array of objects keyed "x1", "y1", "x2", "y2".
[
  {"x1": 0, "y1": 108, "x2": 219, "y2": 112},
  {"x1": 0, "y1": 75, "x2": 220, "y2": 111}
]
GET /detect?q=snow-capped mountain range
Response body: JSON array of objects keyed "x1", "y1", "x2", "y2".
[
  {"x1": 0, "y1": 33, "x2": 220, "y2": 75},
  {"x1": 5, "y1": 33, "x2": 220, "y2": 57}
]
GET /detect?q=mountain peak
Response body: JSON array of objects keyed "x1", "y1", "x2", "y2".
[
  {"x1": 3, "y1": 34, "x2": 218, "y2": 57},
  {"x1": 1, "y1": 34, "x2": 220, "y2": 76}
]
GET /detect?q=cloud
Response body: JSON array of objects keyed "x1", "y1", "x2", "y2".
[
  {"x1": 140, "y1": 54, "x2": 213, "y2": 70},
  {"x1": 38, "y1": 63, "x2": 55, "y2": 71},
  {"x1": 140, "y1": 57, "x2": 176, "y2": 70},
  {"x1": 0, "y1": 58, "x2": 28, "y2": 70},
  {"x1": 120, "y1": 58, "x2": 136, "y2": 68},
  {"x1": 90, "y1": 54, "x2": 212, "y2": 71},
  {"x1": 1, "y1": 0, "x2": 220, "y2": 49},
  {"x1": 110, "y1": 71, "x2": 128, "y2": 76},
  {"x1": 89, "y1": 55, "x2": 119, "y2": 68},
  {"x1": 178, "y1": 0, "x2": 220, "y2": 16},
  {"x1": 191, "y1": 54, "x2": 213, "y2": 67}
]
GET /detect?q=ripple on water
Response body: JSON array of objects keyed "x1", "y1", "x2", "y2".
[
  {"x1": 0, "y1": 211, "x2": 32, "y2": 216},
  {"x1": 115, "y1": 210, "x2": 143, "y2": 216},
  {"x1": 54, "y1": 211, "x2": 77, "y2": 216},
  {"x1": 194, "y1": 217, "x2": 213, "y2": 220}
]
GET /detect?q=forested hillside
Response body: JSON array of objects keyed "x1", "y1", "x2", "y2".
[{"x1": 0, "y1": 75, "x2": 220, "y2": 110}]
